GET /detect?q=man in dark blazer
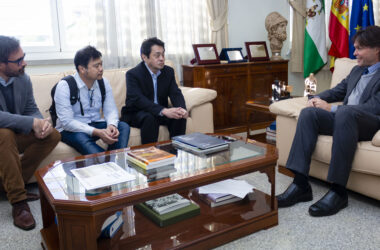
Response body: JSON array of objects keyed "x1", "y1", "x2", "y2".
[
  {"x1": 121, "y1": 37, "x2": 187, "y2": 144},
  {"x1": 0, "y1": 36, "x2": 60, "y2": 230},
  {"x1": 277, "y1": 26, "x2": 380, "y2": 217}
]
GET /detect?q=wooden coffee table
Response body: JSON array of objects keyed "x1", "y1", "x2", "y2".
[
  {"x1": 245, "y1": 100, "x2": 275, "y2": 141},
  {"x1": 35, "y1": 136, "x2": 278, "y2": 250}
]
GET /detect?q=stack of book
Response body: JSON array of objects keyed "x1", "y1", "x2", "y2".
[
  {"x1": 172, "y1": 132, "x2": 229, "y2": 155},
  {"x1": 199, "y1": 192, "x2": 243, "y2": 207},
  {"x1": 135, "y1": 193, "x2": 200, "y2": 227},
  {"x1": 100, "y1": 211, "x2": 124, "y2": 238},
  {"x1": 131, "y1": 164, "x2": 177, "y2": 182},
  {"x1": 126, "y1": 146, "x2": 176, "y2": 170},
  {"x1": 266, "y1": 121, "x2": 276, "y2": 144}
]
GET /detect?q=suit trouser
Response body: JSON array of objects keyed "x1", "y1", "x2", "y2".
[
  {"x1": 124, "y1": 110, "x2": 187, "y2": 144},
  {"x1": 0, "y1": 128, "x2": 61, "y2": 204},
  {"x1": 286, "y1": 106, "x2": 379, "y2": 186}
]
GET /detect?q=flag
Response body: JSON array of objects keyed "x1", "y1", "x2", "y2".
[
  {"x1": 329, "y1": 0, "x2": 349, "y2": 70},
  {"x1": 304, "y1": 0, "x2": 327, "y2": 78},
  {"x1": 349, "y1": 0, "x2": 375, "y2": 58}
]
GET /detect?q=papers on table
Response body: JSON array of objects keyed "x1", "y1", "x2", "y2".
[
  {"x1": 70, "y1": 162, "x2": 135, "y2": 190},
  {"x1": 198, "y1": 179, "x2": 254, "y2": 198}
]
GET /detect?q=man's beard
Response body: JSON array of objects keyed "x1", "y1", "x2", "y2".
[{"x1": 5, "y1": 66, "x2": 25, "y2": 78}]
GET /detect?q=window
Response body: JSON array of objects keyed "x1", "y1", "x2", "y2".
[{"x1": 0, "y1": 0, "x2": 210, "y2": 66}]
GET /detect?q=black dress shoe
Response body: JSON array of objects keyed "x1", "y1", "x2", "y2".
[
  {"x1": 309, "y1": 190, "x2": 348, "y2": 217},
  {"x1": 277, "y1": 183, "x2": 313, "y2": 207}
]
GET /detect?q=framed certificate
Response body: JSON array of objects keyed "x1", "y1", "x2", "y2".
[
  {"x1": 219, "y1": 48, "x2": 246, "y2": 63},
  {"x1": 245, "y1": 41, "x2": 269, "y2": 61},
  {"x1": 192, "y1": 44, "x2": 220, "y2": 65}
]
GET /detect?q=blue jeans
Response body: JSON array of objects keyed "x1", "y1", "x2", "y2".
[{"x1": 61, "y1": 121, "x2": 130, "y2": 155}]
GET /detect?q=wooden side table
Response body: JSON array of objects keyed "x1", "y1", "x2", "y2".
[{"x1": 245, "y1": 100, "x2": 275, "y2": 142}]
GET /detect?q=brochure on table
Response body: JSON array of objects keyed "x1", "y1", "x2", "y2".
[
  {"x1": 70, "y1": 162, "x2": 135, "y2": 190},
  {"x1": 198, "y1": 179, "x2": 254, "y2": 198}
]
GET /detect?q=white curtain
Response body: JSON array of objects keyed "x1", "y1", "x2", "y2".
[
  {"x1": 206, "y1": 0, "x2": 229, "y2": 53},
  {"x1": 94, "y1": 0, "x2": 211, "y2": 79}
]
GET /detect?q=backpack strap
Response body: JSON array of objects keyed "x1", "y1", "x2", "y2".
[
  {"x1": 63, "y1": 75, "x2": 84, "y2": 116},
  {"x1": 98, "y1": 78, "x2": 106, "y2": 108}
]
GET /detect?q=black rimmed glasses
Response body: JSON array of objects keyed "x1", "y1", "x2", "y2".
[{"x1": 7, "y1": 53, "x2": 26, "y2": 66}]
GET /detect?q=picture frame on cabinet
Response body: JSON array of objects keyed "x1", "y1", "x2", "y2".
[
  {"x1": 245, "y1": 41, "x2": 270, "y2": 61},
  {"x1": 192, "y1": 44, "x2": 220, "y2": 65},
  {"x1": 219, "y1": 48, "x2": 247, "y2": 63}
]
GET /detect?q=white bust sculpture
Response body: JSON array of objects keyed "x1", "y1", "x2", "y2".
[{"x1": 265, "y1": 12, "x2": 288, "y2": 60}]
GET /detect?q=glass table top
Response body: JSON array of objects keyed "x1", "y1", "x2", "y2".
[{"x1": 42, "y1": 139, "x2": 266, "y2": 201}]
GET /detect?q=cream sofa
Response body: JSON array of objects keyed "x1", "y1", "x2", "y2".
[
  {"x1": 269, "y1": 58, "x2": 380, "y2": 200},
  {"x1": 29, "y1": 61, "x2": 217, "y2": 180}
]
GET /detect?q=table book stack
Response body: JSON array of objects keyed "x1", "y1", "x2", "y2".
[
  {"x1": 198, "y1": 193, "x2": 243, "y2": 207},
  {"x1": 126, "y1": 146, "x2": 176, "y2": 170},
  {"x1": 172, "y1": 132, "x2": 229, "y2": 155},
  {"x1": 135, "y1": 193, "x2": 200, "y2": 227}
]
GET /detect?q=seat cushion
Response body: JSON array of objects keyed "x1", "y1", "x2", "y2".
[{"x1": 312, "y1": 135, "x2": 380, "y2": 177}]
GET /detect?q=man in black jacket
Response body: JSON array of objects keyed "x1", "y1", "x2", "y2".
[
  {"x1": 277, "y1": 26, "x2": 380, "y2": 217},
  {"x1": 121, "y1": 37, "x2": 187, "y2": 144}
]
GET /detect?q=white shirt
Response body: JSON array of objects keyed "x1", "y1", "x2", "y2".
[{"x1": 54, "y1": 72, "x2": 119, "y2": 135}]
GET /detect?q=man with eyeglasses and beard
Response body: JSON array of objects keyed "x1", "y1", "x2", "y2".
[
  {"x1": 54, "y1": 45, "x2": 130, "y2": 155},
  {"x1": 0, "y1": 35, "x2": 61, "y2": 230}
]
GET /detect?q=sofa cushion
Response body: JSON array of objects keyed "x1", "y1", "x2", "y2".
[
  {"x1": 312, "y1": 135, "x2": 380, "y2": 177},
  {"x1": 30, "y1": 73, "x2": 65, "y2": 119},
  {"x1": 330, "y1": 58, "x2": 357, "y2": 88}
]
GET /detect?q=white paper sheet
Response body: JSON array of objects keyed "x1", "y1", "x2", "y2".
[
  {"x1": 70, "y1": 162, "x2": 135, "y2": 190},
  {"x1": 198, "y1": 179, "x2": 254, "y2": 198}
]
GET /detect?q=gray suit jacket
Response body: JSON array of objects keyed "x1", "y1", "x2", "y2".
[
  {"x1": 0, "y1": 74, "x2": 42, "y2": 134},
  {"x1": 319, "y1": 65, "x2": 380, "y2": 118}
]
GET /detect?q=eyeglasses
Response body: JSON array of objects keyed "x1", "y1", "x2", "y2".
[{"x1": 7, "y1": 53, "x2": 26, "y2": 66}]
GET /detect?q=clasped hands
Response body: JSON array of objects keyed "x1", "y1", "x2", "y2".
[
  {"x1": 161, "y1": 107, "x2": 188, "y2": 119},
  {"x1": 33, "y1": 118, "x2": 54, "y2": 139},
  {"x1": 93, "y1": 124, "x2": 119, "y2": 145},
  {"x1": 307, "y1": 97, "x2": 332, "y2": 112}
]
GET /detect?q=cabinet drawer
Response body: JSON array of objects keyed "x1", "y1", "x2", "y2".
[
  {"x1": 249, "y1": 63, "x2": 287, "y2": 73},
  {"x1": 205, "y1": 66, "x2": 247, "y2": 77}
]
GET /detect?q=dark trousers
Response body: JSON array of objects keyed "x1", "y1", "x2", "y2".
[
  {"x1": 0, "y1": 128, "x2": 61, "y2": 204},
  {"x1": 124, "y1": 110, "x2": 186, "y2": 144},
  {"x1": 286, "y1": 106, "x2": 379, "y2": 186}
]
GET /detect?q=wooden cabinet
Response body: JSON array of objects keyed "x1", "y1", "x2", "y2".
[{"x1": 183, "y1": 60, "x2": 288, "y2": 133}]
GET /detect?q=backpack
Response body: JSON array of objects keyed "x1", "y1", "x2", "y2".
[{"x1": 49, "y1": 75, "x2": 106, "y2": 127}]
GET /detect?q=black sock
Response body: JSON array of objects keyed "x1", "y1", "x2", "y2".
[
  {"x1": 331, "y1": 183, "x2": 347, "y2": 197},
  {"x1": 292, "y1": 172, "x2": 309, "y2": 189}
]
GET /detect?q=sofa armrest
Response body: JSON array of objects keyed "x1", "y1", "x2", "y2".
[
  {"x1": 180, "y1": 87, "x2": 217, "y2": 111},
  {"x1": 269, "y1": 97, "x2": 308, "y2": 119},
  {"x1": 372, "y1": 130, "x2": 380, "y2": 146}
]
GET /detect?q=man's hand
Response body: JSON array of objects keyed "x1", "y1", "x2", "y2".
[
  {"x1": 308, "y1": 98, "x2": 332, "y2": 111},
  {"x1": 33, "y1": 118, "x2": 53, "y2": 139},
  {"x1": 106, "y1": 124, "x2": 119, "y2": 139},
  {"x1": 162, "y1": 107, "x2": 188, "y2": 119},
  {"x1": 93, "y1": 128, "x2": 118, "y2": 145}
]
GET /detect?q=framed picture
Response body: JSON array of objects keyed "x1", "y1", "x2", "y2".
[
  {"x1": 245, "y1": 41, "x2": 269, "y2": 61},
  {"x1": 219, "y1": 48, "x2": 247, "y2": 63},
  {"x1": 192, "y1": 44, "x2": 220, "y2": 65}
]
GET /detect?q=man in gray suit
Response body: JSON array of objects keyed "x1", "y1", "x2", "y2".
[
  {"x1": 277, "y1": 26, "x2": 380, "y2": 216},
  {"x1": 0, "y1": 36, "x2": 60, "y2": 230}
]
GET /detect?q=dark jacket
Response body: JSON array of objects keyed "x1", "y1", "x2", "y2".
[{"x1": 121, "y1": 62, "x2": 186, "y2": 119}]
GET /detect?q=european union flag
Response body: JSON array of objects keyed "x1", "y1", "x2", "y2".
[{"x1": 349, "y1": 0, "x2": 375, "y2": 58}]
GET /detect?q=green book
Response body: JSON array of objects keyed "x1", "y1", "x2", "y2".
[{"x1": 135, "y1": 202, "x2": 200, "y2": 227}]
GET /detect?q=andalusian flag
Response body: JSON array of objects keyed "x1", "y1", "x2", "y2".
[
  {"x1": 304, "y1": 0, "x2": 327, "y2": 78},
  {"x1": 329, "y1": 0, "x2": 349, "y2": 70},
  {"x1": 349, "y1": 0, "x2": 374, "y2": 58}
]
